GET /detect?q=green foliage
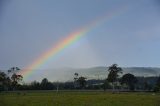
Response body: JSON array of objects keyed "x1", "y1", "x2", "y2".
[
  {"x1": 154, "y1": 86, "x2": 160, "y2": 92},
  {"x1": 121, "y1": 73, "x2": 137, "y2": 91},
  {"x1": 102, "y1": 80, "x2": 111, "y2": 90},
  {"x1": 154, "y1": 76, "x2": 160, "y2": 92},
  {"x1": 107, "y1": 64, "x2": 122, "y2": 83},
  {"x1": 156, "y1": 76, "x2": 160, "y2": 86},
  {"x1": 107, "y1": 64, "x2": 122, "y2": 91},
  {"x1": 40, "y1": 78, "x2": 54, "y2": 90},
  {"x1": 0, "y1": 67, "x2": 23, "y2": 91},
  {"x1": 0, "y1": 71, "x2": 11, "y2": 91},
  {"x1": 11, "y1": 73, "x2": 23, "y2": 89},
  {"x1": 77, "y1": 76, "x2": 87, "y2": 89},
  {"x1": 74, "y1": 73, "x2": 87, "y2": 89}
]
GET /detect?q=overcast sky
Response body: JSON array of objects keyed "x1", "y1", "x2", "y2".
[{"x1": 1, "y1": 0, "x2": 160, "y2": 70}]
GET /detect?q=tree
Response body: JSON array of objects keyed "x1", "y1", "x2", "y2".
[
  {"x1": 102, "y1": 79, "x2": 110, "y2": 91},
  {"x1": 40, "y1": 78, "x2": 53, "y2": 90},
  {"x1": 0, "y1": 72, "x2": 7, "y2": 83},
  {"x1": 107, "y1": 64, "x2": 122, "y2": 91},
  {"x1": 11, "y1": 73, "x2": 23, "y2": 90},
  {"x1": 30, "y1": 81, "x2": 41, "y2": 90},
  {"x1": 74, "y1": 73, "x2": 79, "y2": 88},
  {"x1": 4, "y1": 77, "x2": 11, "y2": 91},
  {"x1": 0, "y1": 71, "x2": 11, "y2": 91},
  {"x1": 156, "y1": 76, "x2": 160, "y2": 87},
  {"x1": 41, "y1": 78, "x2": 49, "y2": 90},
  {"x1": 0, "y1": 71, "x2": 7, "y2": 91},
  {"x1": 7, "y1": 67, "x2": 23, "y2": 90},
  {"x1": 144, "y1": 81, "x2": 152, "y2": 91},
  {"x1": 74, "y1": 73, "x2": 78, "y2": 81},
  {"x1": 77, "y1": 76, "x2": 87, "y2": 89},
  {"x1": 0, "y1": 67, "x2": 23, "y2": 90},
  {"x1": 121, "y1": 73, "x2": 137, "y2": 91},
  {"x1": 154, "y1": 76, "x2": 160, "y2": 92}
]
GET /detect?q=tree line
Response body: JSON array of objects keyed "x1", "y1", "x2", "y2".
[{"x1": 0, "y1": 64, "x2": 160, "y2": 92}]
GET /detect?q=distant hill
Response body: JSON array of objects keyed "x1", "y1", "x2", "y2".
[
  {"x1": 27, "y1": 66, "x2": 160, "y2": 82},
  {"x1": 68, "y1": 67, "x2": 160, "y2": 79}
]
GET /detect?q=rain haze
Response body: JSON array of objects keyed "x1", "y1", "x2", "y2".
[{"x1": 0, "y1": 0, "x2": 160, "y2": 81}]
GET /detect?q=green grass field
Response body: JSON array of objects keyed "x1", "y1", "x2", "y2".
[{"x1": 0, "y1": 91, "x2": 159, "y2": 106}]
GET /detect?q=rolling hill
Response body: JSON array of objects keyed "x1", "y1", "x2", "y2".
[{"x1": 26, "y1": 66, "x2": 160, "y2": 82}]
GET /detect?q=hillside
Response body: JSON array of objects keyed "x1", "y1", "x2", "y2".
[{"x1": 24, "y1": 67, "x2": 160, "y2": 82}]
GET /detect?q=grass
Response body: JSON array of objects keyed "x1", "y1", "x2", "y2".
[{"x1": 0, "y1": 91, "x2": 160, "y2": 106}]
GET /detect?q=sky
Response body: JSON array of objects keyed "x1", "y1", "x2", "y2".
[{"x1": 1, "y1": 0, "x2": 160, "y2": 72}]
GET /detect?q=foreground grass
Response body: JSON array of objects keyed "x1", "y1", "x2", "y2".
[{"x1": 0, "y1": 91, "x2": 159, "y2": 106}]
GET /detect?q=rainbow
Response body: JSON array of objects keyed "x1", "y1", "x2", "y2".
[{"x1": 19, "y1": 8, "x2": 127, "y2": 80}]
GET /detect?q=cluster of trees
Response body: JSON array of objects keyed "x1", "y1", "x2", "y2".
[
  {"x1": 18, "y1": 78, "x2": 57, "y2": 90},
  {"x1": 72, "y1": 64, "x2": 138, "y2": 91},
  {"x1": 0, "y1": 65, "x2": 160, "y2": 92},
  {"x1": 0, "y1": 67, "x2": 23, "y2": 91},
  {"x1": 106, "y1": 64, "x2": 138, "y2": 91},
  {"x1": 74, "y1": 73, "x2": 87, "y2": 89},
  {"x1": 73, "y1": 64, "x2": 160, "y2": 92},
  {"x1": 6, "y1": 77, "x2": 158, "y2": 91}
]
